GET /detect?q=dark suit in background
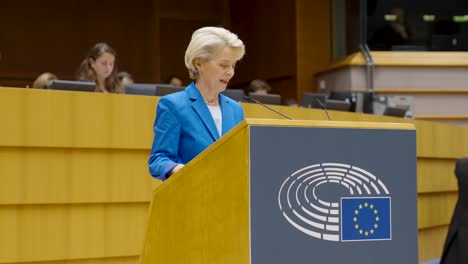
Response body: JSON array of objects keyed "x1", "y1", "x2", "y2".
[{"x1": 440, "y1": 158, "x2": 468, "y2": 264}]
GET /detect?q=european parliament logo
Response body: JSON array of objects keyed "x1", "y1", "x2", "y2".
[{"x1": 278, "y1": 163, "x2": 391, "y2": 242}]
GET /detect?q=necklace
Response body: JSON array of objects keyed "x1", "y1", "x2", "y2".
[
  {"x1": 204, "y1": 96, "x2": 219, "y2": 106},
  {"x1": 205, "y1": 99, "x2": 219, "y2": 106}
]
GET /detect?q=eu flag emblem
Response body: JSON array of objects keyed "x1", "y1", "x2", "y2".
[{"x1": 341, "y1": 197, "x2": 391, "y2": 241}]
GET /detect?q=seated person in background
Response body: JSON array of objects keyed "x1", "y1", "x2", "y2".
[
  {"x1": 369, "y1": 7, "x2": 410, "y2": 50},
  {"x1": 284, "y1": 98, "x2": 298, "y2": 107},
  {"x1": 249, "y1": 79, "x2": 271, "y2": 94},
  {"x1": 76, "y1": 42, "x2": 124, "y2": 94},
  {"x1": 165, "y1": 75, "x2": 183, "y2": 86},
  {"x1": 117, "y1": 71, "x2": 134, "y2": 86},
  {"x1": 148, "y1": 26, "x2": 245, "y2": 181},
  {"x1": 32, "y1": 72, "x2": 58, "y2": 89}
]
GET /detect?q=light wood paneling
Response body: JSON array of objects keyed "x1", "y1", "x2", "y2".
[
  {"x1": 417, "y1": 158, "x2": 458, "y2": 193},
  {"x1": 141, "y1": 123, "x2": 250, "y2": 264},
  {"x1": 376, "y1": 89, "x2": 468, "y2": 94},
  {"x1": 0, "y1": 88, "x2": 159, "y2": 264},
  {"x1": 0, "y1": 88, "x2": 156, "y2": 148},
  {"x1": 2, "y1": 256, "x2": 139, "y2": 264},
  {"x1": 296, "y1": 0, "x2": 331, "y2": 94},
  {"x1": 0, "y1": 147, "x2": 153, "y2": 205},
  {"x1": 418, "y1": 192, "x2": 457, "y2": 229},
  {"x1": 416, "y1": 115, "x2": 468, "y2": 120},
  {"x1": 418, "y1": 226, "x2": 449, "y2": 262},
  {"x1": 322, "y1": 51, "x2": 468, "y2": 72},
  {"x1": 0, "y1": 203, "x2": 148, "y2": 263},
  {"x1": 1, "y1": 88, "x2": 467, "y2": 263},
  {"x1": 370, "y1": 52, "x2": 468, "y2": 67}
]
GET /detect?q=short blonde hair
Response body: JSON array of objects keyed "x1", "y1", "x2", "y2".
[
  {"x1": 185, "y1": 27, "x2": 245, "y2": 80},
  {"x1": 32, "y1": 72, "x2": 58, "y2": 89}
]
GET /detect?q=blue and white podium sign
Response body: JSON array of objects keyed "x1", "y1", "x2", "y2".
[{"x1": 249, "y1": 125, "x2": 417, "y2": 264}]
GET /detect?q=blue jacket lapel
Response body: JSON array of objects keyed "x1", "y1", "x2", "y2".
[
  {"x1": 220, "y1": 95, "x2": 234, "y2": 135},
  {"x1": 186, "y1": 83, "x2": 220, "y2": 140}
]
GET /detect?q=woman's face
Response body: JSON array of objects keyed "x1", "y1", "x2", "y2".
[
  {"x1": 91, "y1": 52, "x2": 115, "y2": 80},
  {"x1": 196, "y1": 47, "x2": 238, "y2": 93}
]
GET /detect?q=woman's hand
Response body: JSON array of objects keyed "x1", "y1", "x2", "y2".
[{"x1": 170, "y1": 164, "x2": 185, "y2": 175}]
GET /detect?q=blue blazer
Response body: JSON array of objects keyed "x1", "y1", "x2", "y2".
[{"x1": 148, "y1": 82, "x2": 244, "y2": 181}]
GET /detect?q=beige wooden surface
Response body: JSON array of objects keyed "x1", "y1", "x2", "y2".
[
  {"x1": 141, "y1": 121, "x2": 250, "y2": 264},
  {"x1": 0, "y1": 87, "x2": 466, "y2": 263},
  {"x1": 320, "y1": 51, "x2": 468, "y2": 73}
]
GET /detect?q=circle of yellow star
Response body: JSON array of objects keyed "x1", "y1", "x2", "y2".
[{"x1": 353, "y1": 201, "x2": 382, "y2": 237}]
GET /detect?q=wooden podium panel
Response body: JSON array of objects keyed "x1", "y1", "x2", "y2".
[{"x1": 141, "y1": 119, "x2": 416, "y2": 264}]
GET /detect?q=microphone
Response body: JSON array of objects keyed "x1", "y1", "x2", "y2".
[
  {"x1": 243, "y1": 96, "x2": 293, "y2": 120},
  {"x1": 315, "y1": 99, "x2": 331, "y2": 121}
]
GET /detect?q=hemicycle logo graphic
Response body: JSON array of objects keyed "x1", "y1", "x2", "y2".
[{"x1": 278, "y1": 163, "x2": 392, "y2": 242}]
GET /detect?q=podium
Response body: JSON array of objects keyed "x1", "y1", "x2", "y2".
[{"x1": 141, "y1": 119, "x2": 418, "y2": 264}]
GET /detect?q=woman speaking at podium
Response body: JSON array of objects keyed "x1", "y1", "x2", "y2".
[{"x1": 148, "y1": 27, "x2": 246, "y2": 181}]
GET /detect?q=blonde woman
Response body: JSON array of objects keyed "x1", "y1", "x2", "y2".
[
  {"x1": 148, "y1": 26, "x2": 245, "y2": 181},
  {"x1": 32, "y1": 72, "x2": 57, "y2": 89}
]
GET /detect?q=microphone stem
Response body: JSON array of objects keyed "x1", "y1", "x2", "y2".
[
  {"x1": 315, "y1": 99, "x2": 331, "y2": 121},
  {"x1": 245, "y1": 97, "x2": 293, "y2": 120},
  {"x1": 321, "y1": 107, "x2": 331, "y2": 121},
  {"x1": 261, "y1": 104, "x2": 293, "y2": 120}
]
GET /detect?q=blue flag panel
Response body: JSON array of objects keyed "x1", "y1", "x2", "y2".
[{"x1": 341, "y1": 197, "x2": 391, "y2": 241}]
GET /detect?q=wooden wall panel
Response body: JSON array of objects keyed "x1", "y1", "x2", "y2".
[
  {"x1": 157, "y1": 0, "x2": 230, "y2": 86},
  {"x1": 296, "y1": 0, "x2": 331, "y2": 95},
  {"x1": 159, "y1": 0, "x2": 229, "y2": 21},
  {"x1": 141, "y1": 124, "x2": 250, "y2": 264},
  {"x1": 0, "y1": 0, "x2": 157, "y2": 86},
  {"x1": 0, "y1": 148, "x2": 152, "y2": 205},
  {"x1": 15, "y1": 256, "x2": 138, "y2": 264},
  {"x1": 20, "y1": 256, "x2": 139, "y2": 264},
  {"x1": 417, "y1": 158, "x2": 458, "y2": 193},
  {"x1": 418, "y1": 192, "x2": 457, "y2": 229},
  {"x1": 418, "y1": 226, "x2": 448, "y2": 262},
  {"x1": 230, "y1": 0, "x2": 296, "y2": 95},
  {"x1": 1, "y1": 88, "x2": 468, "y2": 263},
  {"x1": 0, "y1": 0, "x2": 333, "y2": 101},
  {"x1": 0, "y1": 88, "x2": 158, "y2": 264},
  {"x1": 0, "y1": 203, "x2": 147, "y2": 263},
  {"x1": 159, "y1": 19, "x2": 218, "y2": 86}
]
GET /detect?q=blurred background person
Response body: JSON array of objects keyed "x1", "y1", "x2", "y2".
[
  {"x1": 77, "y1": 42, "x2": 124, "y2": 94},
  {"x1": 165, "y1": 74, "x2": 183, "y2": 86},
  {"x1": 118, "y1": 71, "x2": 134, "y2": 86},
  {"x1": 284, "y1": 98, "x2": 299, "y2": 107},
  {"x1": 370, "y1": 7, "x2": 410, "y2": 50},
  {"x1": 31, "y1": 72, "x2": 58, "y2": 89},
  {"x1": 440, "y1": 158, "x2": 468, "y2": 264},
  {"x1": 249, "y1": 79, "x2": 272, "y2": 94}
]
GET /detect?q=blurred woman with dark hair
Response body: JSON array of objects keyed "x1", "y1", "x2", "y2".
[{"x1": 77, "y1": 42, "x2": 123, "y2": 93}]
